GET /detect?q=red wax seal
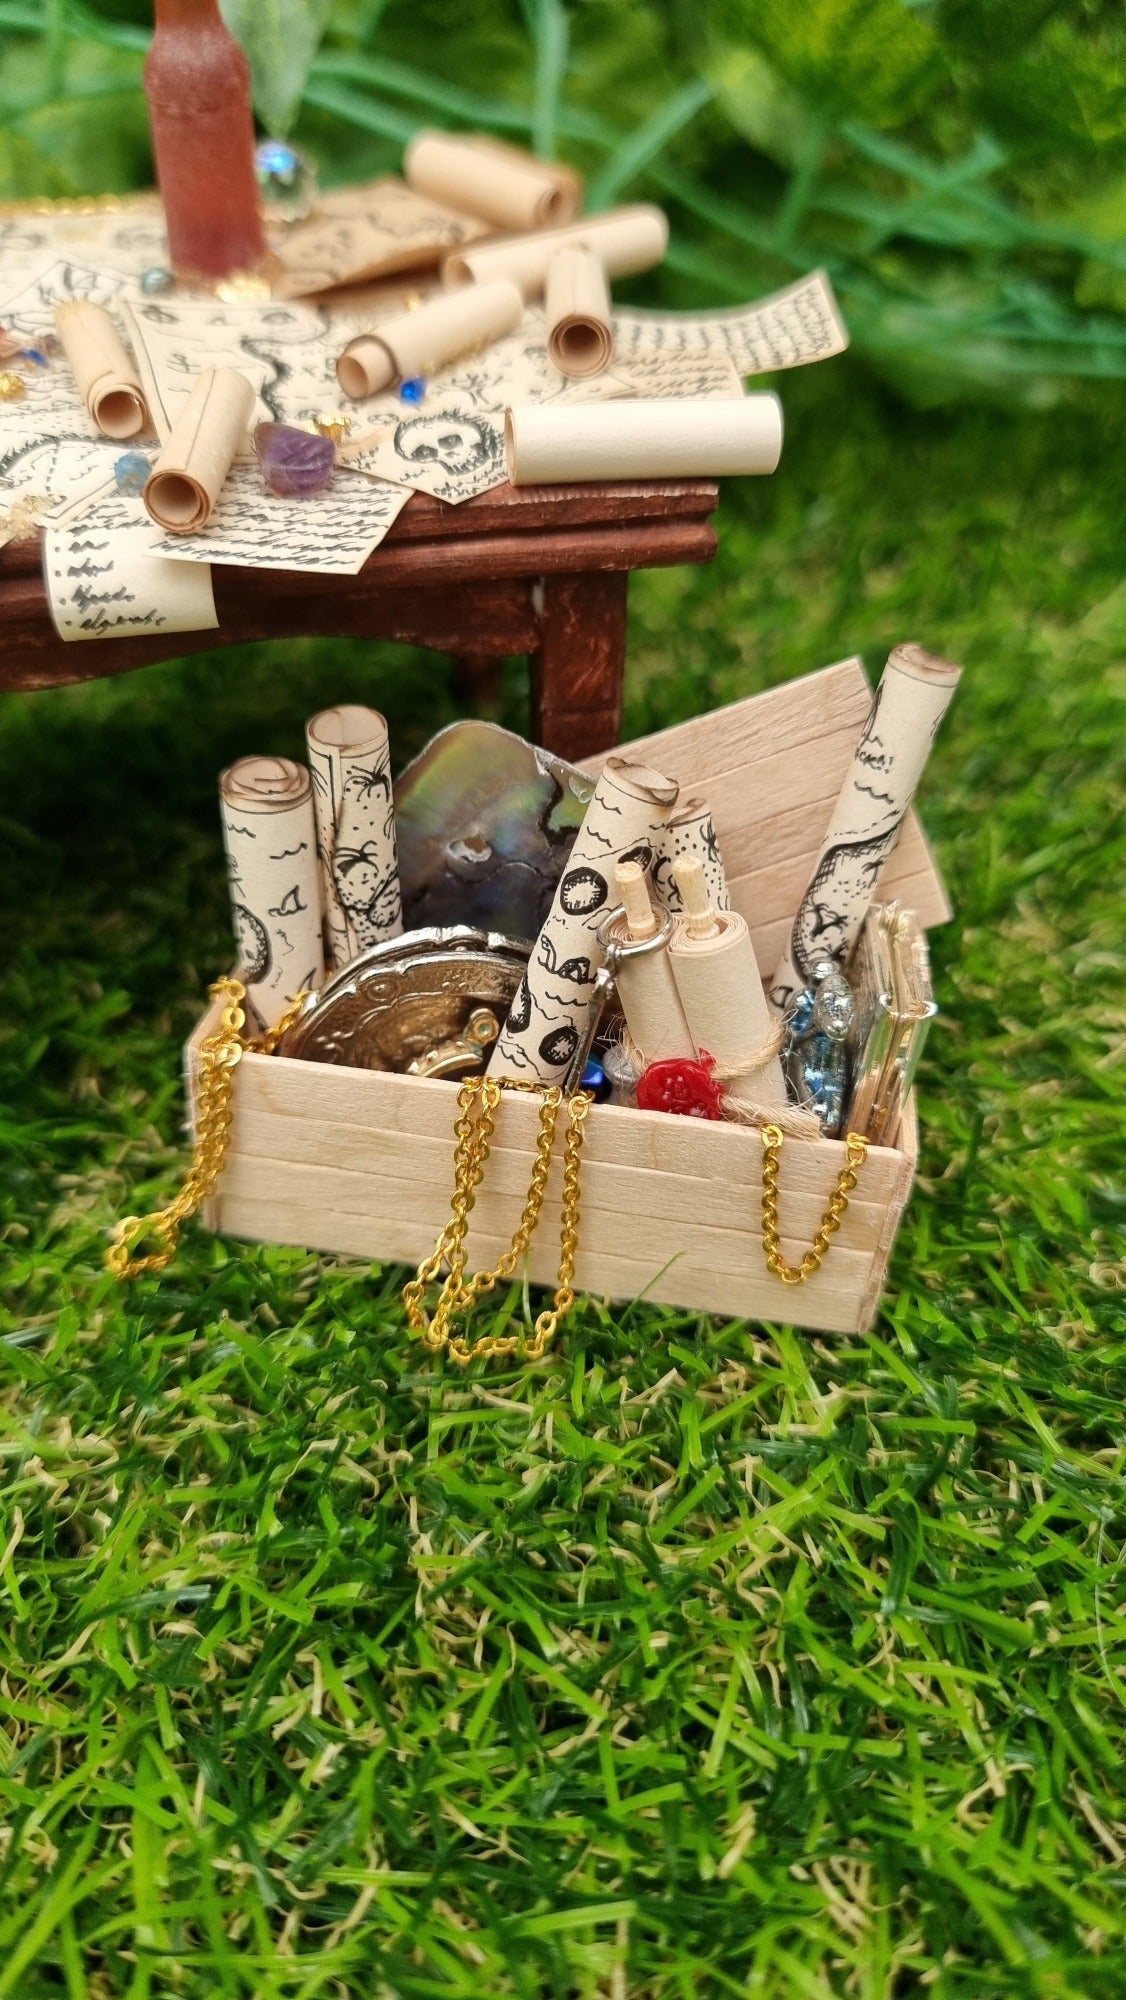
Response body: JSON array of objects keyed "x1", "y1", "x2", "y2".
[{"x1": 636, "y1": 1057, "x2": 725, "y2": 1120}]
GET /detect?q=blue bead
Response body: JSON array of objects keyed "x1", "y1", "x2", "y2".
[
  {"x1": 256, "y1": 139, "x2": 299, "y2": 180},
  {"x1": 114, "y1": 450, "x2": 151, "y2": 496},
  {"x1": 581, "y1": 1059, "x2": 605, "y2": 1090},
  {"x1": 18, "y1": 347, "x2": 48, "y2": 368},
  {"x1": 141, "y1": 267, "x2": 173, "y2": 296},
  {"x1": 399, "y1": 376, "x2": 426, "y2": 405}
]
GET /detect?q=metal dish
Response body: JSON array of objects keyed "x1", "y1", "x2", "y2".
[{"x1": 280, "y1": 926, "x2": 532, "y2": 1075}]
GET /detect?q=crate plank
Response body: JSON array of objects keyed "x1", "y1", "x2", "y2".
[
  {"x1": 218, "y1": 1112, "x2": 902, "y2": 1254},
  {"x1": 212, "y1": 1181, "x2": 892, "y2": 1333}
]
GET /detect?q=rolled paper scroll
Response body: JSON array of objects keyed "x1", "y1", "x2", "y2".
[
  {"x1": 405, "y1": 130, "x2": 582, "y2": 233},
  {"x1": 770, "y1": 643, "x2": 962, "y2": 1012},
  {"x1": 668, "y1": 857, "x2": 788, "y2": 1113},
  {"x1": 652, "y1": 795, "x2": 731, "y2": 917},
  {"x1": 506, "y1": 395, "x2": 783, "y2": 485},
  {"x1": 601, "y1": 860, "x2": 694, "y2": 1069},
  {"x1": 443, "y1": 203, "x2": 668, "y2": 297},
  {"x1": 305, "y1": 704, "x2": 403, "y2": 969},
  {"x1": 489, "y1": 756, "x2": 679, "y2": 1084},
  {"x1": 336, "y1": 278, "x2": 524, "y2": 399},
  {"x1": 143, "y1": 367, "x2": 256, "y2": 534},
  {"x1": 53, "y1": 301, "x2": 147, "y2": 439},
  {"x1": 219, "y1": 756, "x2": 325, "y2": 1030},
  {"x1": 545, "y1": 246, "x2": 613, "y2": 378}
]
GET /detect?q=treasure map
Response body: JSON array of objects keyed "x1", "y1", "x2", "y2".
[
  {"x1": 0, "y1": 199, "x2": 167, "y2": 294},
  {"x1": 0, "y1": 432, "x2": 120, "y2": 529},
  {"x1": 121, "y1": 295, "x2": 334, "y2": 439},
  {"x1": 43, "y1": 483, "x2": 217, "y2": 642},
  {"x1": 270, "y1": 176, "x2": 489, "y2": 299},
  {"x1": 613, "y1": 269, "x2": 848, "y2": 375},
  {"x1": 147, "y1": 458, "x2": 409, "y2": 574}
]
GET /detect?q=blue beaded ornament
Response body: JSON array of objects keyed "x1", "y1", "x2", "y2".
[
  {"x1": 782, "y1": 953, "x2": 855, "y2": 1137},
  {"x1": 399, "y1": 376, "x2": 426, "y2": 405}
]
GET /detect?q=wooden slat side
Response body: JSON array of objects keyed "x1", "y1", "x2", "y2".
[
  {"x1": 216, "y1": 1120, "x2": 899, "y2": 1255},
  {"x1": 856, "y1": 1100, "x2": 918, "y2": 1334},
  {"x1": 227, "y1": 1050, "x2": 910, "y2": 1202},
  {"x1": 211, "y1": 1179, "x2": 880, "y2": 1332},
  {"x1": 579, "y1": 657, "x2": 870, "y2": 782}
]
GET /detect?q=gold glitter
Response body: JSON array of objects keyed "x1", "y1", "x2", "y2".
[
  {"x1": 0, "y1": 494, "x2": 46, "y2": 543},
  {"x1": 214, "y1": 270, "x2": 272, "y2": 303},
  {"x1": 402, "y1": 290, "x2": 425, "y2": 311},
  {"x1": 0, "y1": 370, "x2": 27, "y2": 402},
  {"x1": 312, "y1": 412, "x2": 353, "y2": 444}
]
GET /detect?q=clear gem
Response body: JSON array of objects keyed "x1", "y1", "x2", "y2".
[
  {"x1": 255, "y1": 138, "x2": 318, "y2": 221},
  {"x1": 141, "y1": 267, "x2": 173, "y2": 296},
  {"x1": 254, "y1": 421, "x2": 335, "y2": 498},
  {"x1": 114, "y1": 450, "x2": 151, "y2": 496}
]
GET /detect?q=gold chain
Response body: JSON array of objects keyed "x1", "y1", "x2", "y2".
[
  {"x1": 402, "y1": 1075, "x2": 591, "y2": 1366},
  {"x1": 106, "y1": 976, "x2": 307, "y2": 1280},
  {"x1": 760, "y1": 1122, "x2": 868, "y2": 1285}
]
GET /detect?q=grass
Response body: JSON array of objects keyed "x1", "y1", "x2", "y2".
[{"x1": 0, "y1": 346, "x2": 1124, "y2": 1994}]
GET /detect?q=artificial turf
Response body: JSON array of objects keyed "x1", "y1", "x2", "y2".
[{"x1": 1, "y1": 353, "x2": 1124, "y2": 1997}]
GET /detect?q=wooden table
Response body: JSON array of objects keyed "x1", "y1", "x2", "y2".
[{"x1": 0, "y1": 477, "x2": 718, "y2": 762}]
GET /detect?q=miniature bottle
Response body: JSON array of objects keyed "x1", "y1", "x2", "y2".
[{"x1": 143, "y1": 0, "x2": 267, "y2": 281}]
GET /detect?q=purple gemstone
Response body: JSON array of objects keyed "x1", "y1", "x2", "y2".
[{"x1": 254, "y1": 422, "x2": 335, "y2": 499}]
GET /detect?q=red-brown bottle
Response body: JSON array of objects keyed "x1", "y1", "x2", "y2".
[{"x1": 144, "y1": 0, "x2": 267, "y2": 281}]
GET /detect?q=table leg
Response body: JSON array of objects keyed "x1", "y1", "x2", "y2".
[
  {"x1": 531, "y1": 571, "x2": 627, "y2": 761},
  {"x1": 454, "y1": 652, "x2": 504, "y2": 714}
]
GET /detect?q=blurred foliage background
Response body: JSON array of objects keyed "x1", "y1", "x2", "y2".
[{"x1": 3, "y1": 0, "x2": 1126, "y2": 403}]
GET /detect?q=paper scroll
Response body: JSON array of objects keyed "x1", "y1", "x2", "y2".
[
  {"x1": 770, "y1": 643, "x2": 962, "y2": 1012},
  {"x1": 218, "y1": 756, "x2": 325, "y2": 1030},
  {"x1": 652, "y1": 796, "x2": 731, "y2": 917},
  {"x1": 668, "y1": 863, "x2": 787, "y2": 1111},
  {"x1": 305, "y1": 704, "x2": 403, "y2": 970},
  {"x1": 443, "y1": 203, "x2": 668, "y2": 297},
  {"x1": 143, "y1": 367, "x2": 255, "y2": 533},
  {"x1": 602, "y1": 862, "x2": 694, "y2": 1070},
  {"x1": 337, "y1": 278, "x2": 524, "y2": 398},
  {"x1": 44, "y1": 483, "x2": 217, "y2": 642},
  {"x1": 506, "y1": 394, "x2": 782, "y2": 484},
  {"x1": 545, "y1": 247, "x2": 613, "y2": 378},
  {"x1": 613, "y1": 270, "x2": 849, "y2": 376},
  {"x1": 489, "y1": 756, "x2": 679, "y2": 1084},
  {"x1": 405, "y1": 131, "x2": 582, "y2": 233},
  {"x1": 53, "y1": 301, "x2": 148, "y2": 439}
]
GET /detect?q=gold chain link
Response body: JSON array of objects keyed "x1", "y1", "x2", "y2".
[
  {"x1": 403, "y1": 1075, "x2": 592, "y2": 1367},
  {"x1": 760, "y1": 1122, "x2": 869, "y2": 1284},
  {"x1": 106, "y1": 976, "x2": 307, "y2": 1280}
]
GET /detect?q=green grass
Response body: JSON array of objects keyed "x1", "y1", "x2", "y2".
[{"x1": 1, "y1": 349, "x2": 1124, "y2": 1995}]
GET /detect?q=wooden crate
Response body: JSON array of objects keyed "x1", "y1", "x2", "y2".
[{"x1": 185, "y1": 656, "x2": 949, "y2": 1334}]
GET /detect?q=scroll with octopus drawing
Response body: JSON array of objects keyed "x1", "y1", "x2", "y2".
[
  {"x1": 770, "y1": 643, "x2": 961, "y2": 1012},
  {"x1": 305, "y1": 705, "x2": 403, "y2": 971},
  {"x1": 488, "y1": 757, "x2": 679, "y2": 1085}
]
